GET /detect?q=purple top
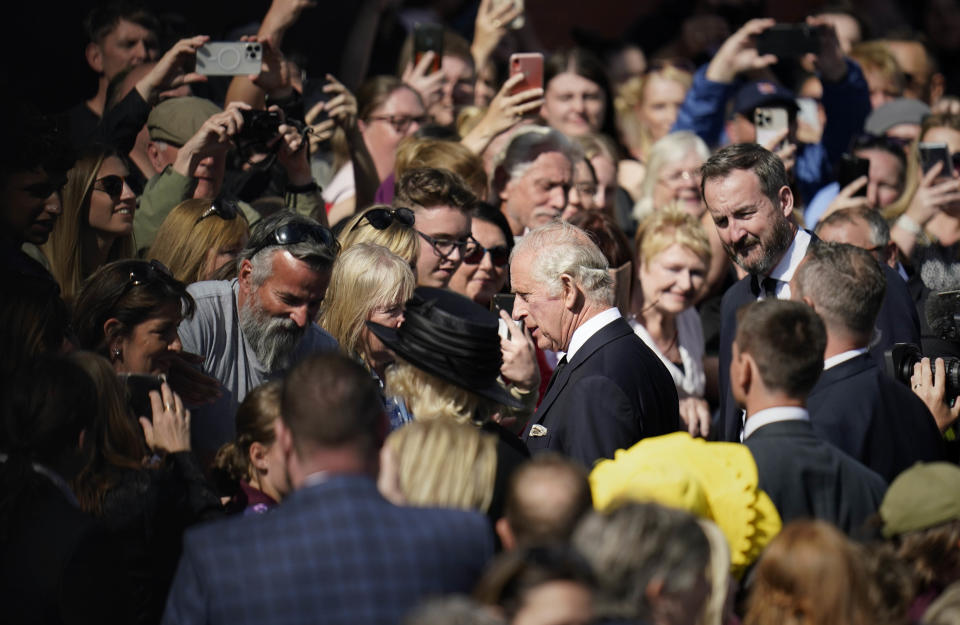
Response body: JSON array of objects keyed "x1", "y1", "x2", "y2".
[
  {"x1": 240, "y1": 480, "x2": 278, "y2": 515},
  {"x1": 374, "y1": 173, "x2": 396, "y2": 205}
]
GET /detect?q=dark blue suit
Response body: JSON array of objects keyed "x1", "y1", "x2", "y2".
[
  {"x1": 716, "y1": 261, "x2": 922, "y2": 442},
  {"x1": 162, "y1": 474, "x2": 494, "y2": 625},
  {"x1": 521, "y1": 316, "x2": 680, "y2": 467},
  {"x1": 744, "y1": 419, "x2": 888, "y2": 535},
  {"x1": 806, "y1": 354, "x2": 944, "y2": 482}
]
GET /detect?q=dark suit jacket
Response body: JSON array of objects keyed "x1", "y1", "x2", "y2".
[
  {"x1": 716, "y1": 256, "x2": 922, "y2": 442},
  {"x1": 744, "y1": 419, "x2": 888, "y2": 534},
  {"x1": 521, "y1": 316, "x2": 680, "y2": 467},
  {"x1": 806, "y1": 354, "x2": 944, "y2": 482},
  {"x1": 162, "y1": 474, "x2": 494, "y2": 625}
]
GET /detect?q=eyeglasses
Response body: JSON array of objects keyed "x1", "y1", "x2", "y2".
[
  {"x1": 362, "y1": 207, "x2": 415, "y2": 230},
  {"x1": 462, "y1": 238, "x2": 510, "y2": 267},
  {"x1": 249, "y1": 222, "x2": 340, "y2": 259},
  {"x1": 366, "y1": 115, "x2": 429, "y2": 134},
  {"x1": 658, "y1": 169, "x2": 701, "y2": 187},
  {"x1": 416, "y1": 230, "x2": 483, "y2": 263},
  {"x1": 196, "y1": 199, "x2": 241, "y2": 224},
  {"x1": 94, "y1": 174, "x2": 129, "y2": 198},
  {"x1": 108, "y1": 259, "x2": 175, "y2": 311}
]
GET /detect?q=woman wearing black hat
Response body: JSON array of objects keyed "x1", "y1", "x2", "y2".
[{"x1": 369, "y1": 286, "x2": 531, "y2": 520}]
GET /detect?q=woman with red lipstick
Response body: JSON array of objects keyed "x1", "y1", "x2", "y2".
[
  {"x1": 630, "y1": 208, "x2": 712, "y2": 437},
  {"x1": 42, "y1": 145, "x2": 137, "y2": 301}
]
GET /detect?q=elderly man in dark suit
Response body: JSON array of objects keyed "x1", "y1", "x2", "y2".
[
  {"x1": 792, "y1": 241, "x2": 944, "y2": 482},
  {"x1": 162, "y1": 354, "x2": 494, "y2": 625},
  {"x1": 511, "y1": 221, "x2": 680, "y2": 467},
  {"x1": 705, "y1": 142, "x2": 920, "y2": 442},
  {"x1": 733, "y1": 299, "x2": 887, "y2": 534}
]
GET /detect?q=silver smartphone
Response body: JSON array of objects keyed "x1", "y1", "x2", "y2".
[{"x1": 196, "y1": 42, "x2": 263, "y2": 76}]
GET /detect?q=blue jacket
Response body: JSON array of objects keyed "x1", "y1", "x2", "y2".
[
  {"x1": 673, "y1": 59, "x2": 871, "y2": 204},
  {"x1": 162, "y1": 474, "x2": 494, "y2": 625}
]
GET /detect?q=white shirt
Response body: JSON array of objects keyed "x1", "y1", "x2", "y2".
[
  {"x1": 823, "y1": 347, "x2": 869, "y2": 371},
  {"x1": 565, "y1": 307, "x2": 622, "y2": 361},
  {"x1": 742, "y1": 406, "x2": 809, "y2": 440},
  {"x1": 628, "y1": 308, "x2": 706, "y2": 399},
  {"x1": 763, "y1": 229, "x2": 812, "y2": 300}
]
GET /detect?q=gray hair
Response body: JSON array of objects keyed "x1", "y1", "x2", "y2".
[
  {"x1": 815, "y1": 205, "x2": 890, "y2": 248},
  {"x1": 573, "y1": 503, "x2": 710, "y2": 622},
  {"x1": 491, "y1": 126, "x2": 582, "y2": 202},
  {"x1": 512, "y1": 221, "x2": 614, "y2": 306},
  {"x1": 793, "y1": 240, "x2": 887, "y2": 338},
  {"x1": 633, "y1": 131, "x2": 710, "y2": 222},
  {"x1": 239, "y1": 211, "x2": 338, "y2": 287}
]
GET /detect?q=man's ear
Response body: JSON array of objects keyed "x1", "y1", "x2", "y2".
[
  {"x1": 778, "y1": 184, "x2": 794, "y2": 219},
  {"x1": 86, "y1": 42, "x2": 104, "y2": 74},
  {"x1": 801, "y1": 295, "x2": 816, "y2": 310},
  {"x1": 560, "y1": 273, "x2": 580, "y2": 310},
  {"x1": 495, "y1": 518, "x2": 516, "y2": 551},
  {"x1": 145, "y1": 141, "x2": 165, "y2": 175},
  {"x1": 238, "y1": 258, "x2": 254, "y2": 293}
]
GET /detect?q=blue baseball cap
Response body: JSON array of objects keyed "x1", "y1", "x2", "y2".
[{"x1": 733, "y1": 81, "x2": 799, "y2": 116}]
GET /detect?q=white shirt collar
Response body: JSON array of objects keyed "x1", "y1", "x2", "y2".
[
  {"x1": 764, "y1": 229, "x2": 811, "y2": 300},
  {"x1": 565, "y1": 307, "x2": 621, "y2": 361},
  {"x1": 823, "y1": 347, "x2": 869, "y2": 370},
  {"x1": 742, "y1": 406, "x2": 809, "y2": 440}
]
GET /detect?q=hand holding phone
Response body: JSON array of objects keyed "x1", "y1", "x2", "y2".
[
  {"x1": 754, "y1": 107, "x2": 789, "y2": 149},
  {"x1": 508, "y1": 53, "x2": 544, "y2": 96},
  {"x1": 414, "y1": 24, "x2": 444, "y2": 74},
  {"x1": 920, "y1": 142, "x2": 953, "y2": 178},
  {"x1": 195, "y1": 42, "x2": 263, "y2": 76},
  {"x1": 837, "y1": 154, "x2": 870, "y2": 197},
  {"x1": 755, "y1": 24, "x2": 823, "y2": 58}
]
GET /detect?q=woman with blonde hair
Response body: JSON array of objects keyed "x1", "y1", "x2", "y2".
[
  {"x1": 147, "y1": 198, "x2": 250, "y2": 284},
  {"x1": 318, "y1": 242, "x2": 416, "y2": 380},
  {"x1": 377, "y1": 136, "x2": 489, "y2": 203},
  {"x1": 378, "y1": 419, "x2": 498, "y2": 513},
  {"x1": 42, "y1": 145, "x2": 136, "y2": 301},
  {"x1": 631, "y1": 208, "x2": 712, "y2": 437},
  {"x1": 337, "y1": 204, "x2": 420, "y2": 267},
  {"x1": 745, "y1": 521, "x2": 875, "y2": 625}
]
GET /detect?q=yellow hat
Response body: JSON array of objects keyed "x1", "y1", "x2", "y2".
[{"x1": 589, "y1": 432, "x2": 781, "y2": 579}]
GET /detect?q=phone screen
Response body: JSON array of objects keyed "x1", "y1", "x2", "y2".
[
  {"x1": 837, "y1": 154, "x2": 870, "y2": 197},
  {"x1": 414, "y1": 24, "x2": 444, "y2": 73}
]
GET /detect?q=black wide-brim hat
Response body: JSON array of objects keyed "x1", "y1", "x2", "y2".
[{"x1": 367, "y1": 286, "x2": 524, "y2": 410}]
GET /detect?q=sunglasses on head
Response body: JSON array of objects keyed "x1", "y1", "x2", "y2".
[
  {"x1": 362, "y1": 207, "x2": 415, "y2": 230},
  {"x1": 196, "y1": 199, "x2": 241, "y2": 224},
  {"x1": 109, "y1": 259, "x2": 176, "y2": 311},
  {"x1": 250, "y1": 222, "x2": 340, "y2": 259},
  {"x1": 462, "y1": 238, "x2": 510, "y2": 267},
  {"x1": 94, "y1": 174, "x2": 128, "y2": 198}
]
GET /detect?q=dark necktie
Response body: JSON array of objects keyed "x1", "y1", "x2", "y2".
[
  {"x1": 545, "y1": 355, "x2": 568, "y2": 394},
  {"x1": 751, "y1": 275, "x2": 780, "y2": 299}
]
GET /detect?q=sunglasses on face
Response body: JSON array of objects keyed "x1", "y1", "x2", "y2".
[
  {"x1": 195, "y1": 199, "x2": 241, "y2": 224},
  {"x1": 462, "y1": 238, "x2": 510, "y2": 267},
  {"x1": 250, "y1": 222, "x2": 340, "y2": 259},
  {"x1": 366, "y1": 115, "x2": 430, "y2": 134},
  {"x1": 362, "y1": 207, "x2": 415, "y2": 230},
  {"x1": 94, "y1": 174, "x2": 129, "y2": 198},
  {"x1": 417, "y1": 230, "x2": 483, "y2": 263}
]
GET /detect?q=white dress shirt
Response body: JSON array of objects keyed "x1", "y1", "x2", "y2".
[
  {"x1": 823, "y1": 347, "x2": 869, "y2": 371},
  {"x1": 565, "y1": 307, "x2": 622, "y2": 361},
  {"x1": 742, "y1": 406, "x2": 810, "y2": 440},
  {"x1": 763, "y1": 229, "x2": 812, "y2": 300}
]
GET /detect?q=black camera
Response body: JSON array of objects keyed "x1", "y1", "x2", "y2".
[
  {"x1": 884, "y1": 343, "x2": 960, "y2": 399},
  {"x1": 239, "y1": 109, "x2": 282, "y2": 147}
]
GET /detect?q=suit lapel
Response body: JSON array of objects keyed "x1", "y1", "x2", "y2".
[{"x1": 530, "y1": 318, "x2": 633, "y2": 427}]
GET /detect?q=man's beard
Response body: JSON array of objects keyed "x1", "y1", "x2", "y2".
[
  {"x1": 725, "y1": 217, "x2": 795, "y2": 276},
  {"x1": 239, "y1": 295, "x2": 307, "y2": 372}
]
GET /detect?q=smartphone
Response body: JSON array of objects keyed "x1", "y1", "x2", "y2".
[
  {"x1": 195, "y1": 42, "x2": 263, "y2": 76},
  {"x1": 796, "y1": 97, "x2": 821, "y2": 136},
  {"x1": 919, "y1": 142, "x2": 952, "y2": 176},
  {"x1": 414, "y1": 23, "x2": 444, "y2": 74},
  {"x1": 301, "y1": 77, "x2": 330, "y2": 122},
  {"x1": 754, "y1": 107, "x2": 789, "y2": 149},
  {"x1": 492, "y1": 0, "x2": 525, "y2": 29},
  {"x1": 755, "y1": 24, "x2": 823, "y2": 58},
  {"x1": 120, "y1": 373, "x2": 166, "y2": 420},
  {"x1": 837, "y1": 154, "x2": 870, "y2": 197},
  {"x1": 509, "y1": 53, "x2": 544, "y2": 96},
  {"x1": 492, "y1": 293, "x2": 516, "y2": 316}
]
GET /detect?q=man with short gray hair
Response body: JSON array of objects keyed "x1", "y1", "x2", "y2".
[
  {"x1": 511, "y1": 221, "x2": 679, "y2": 466},
  {"x1": 178, "y1": 210, "x2": 339, "y2": 453},
  {"x1": 492, "y1": 126, "x2": 580, "y2": 236}
]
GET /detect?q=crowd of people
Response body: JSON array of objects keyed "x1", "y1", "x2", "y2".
[{"x1": 2, "y1": 0, "x2": 960, "y2": 624}]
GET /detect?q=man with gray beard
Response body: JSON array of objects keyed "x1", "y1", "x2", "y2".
[{"x1": 178, "y1": 211, "x2": 339, "y2": 455}]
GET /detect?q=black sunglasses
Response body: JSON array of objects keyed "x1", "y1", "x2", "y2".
[
  {"x1": 196, "y1": 199, "x2": 241, "y2": 224},
  {"x1": 362, "y1": 207, "x2": 415, "y2": 230},
  {"x1": 416, "y1": 230, "x2": 483, "y2": 263},
  {"x1": 250, "y1": 222, "x2": 340, "y2": 259},
  {"x1": 109, "y1": 259, "x2": 175, "y2": 310},
  {"x1": 94, "y1": 174, "x2": 129, "y2": 198},
  {"x1": 462, "y1": 238, "x2": 510, "y2": 267}
]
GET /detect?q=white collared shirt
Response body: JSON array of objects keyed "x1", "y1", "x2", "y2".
[
  {"x1": 565, "y1": 307, "x2": 622, "y2": 361},
  {"x1": 762, "y1": 229, "x2": 812, "y2": 300},
  {"x1": 823, "y1": 347, "x2": 869, "y2": 371},
  {"x1": 742, "y1": 406, "x2": 809, "y2": 440}
]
